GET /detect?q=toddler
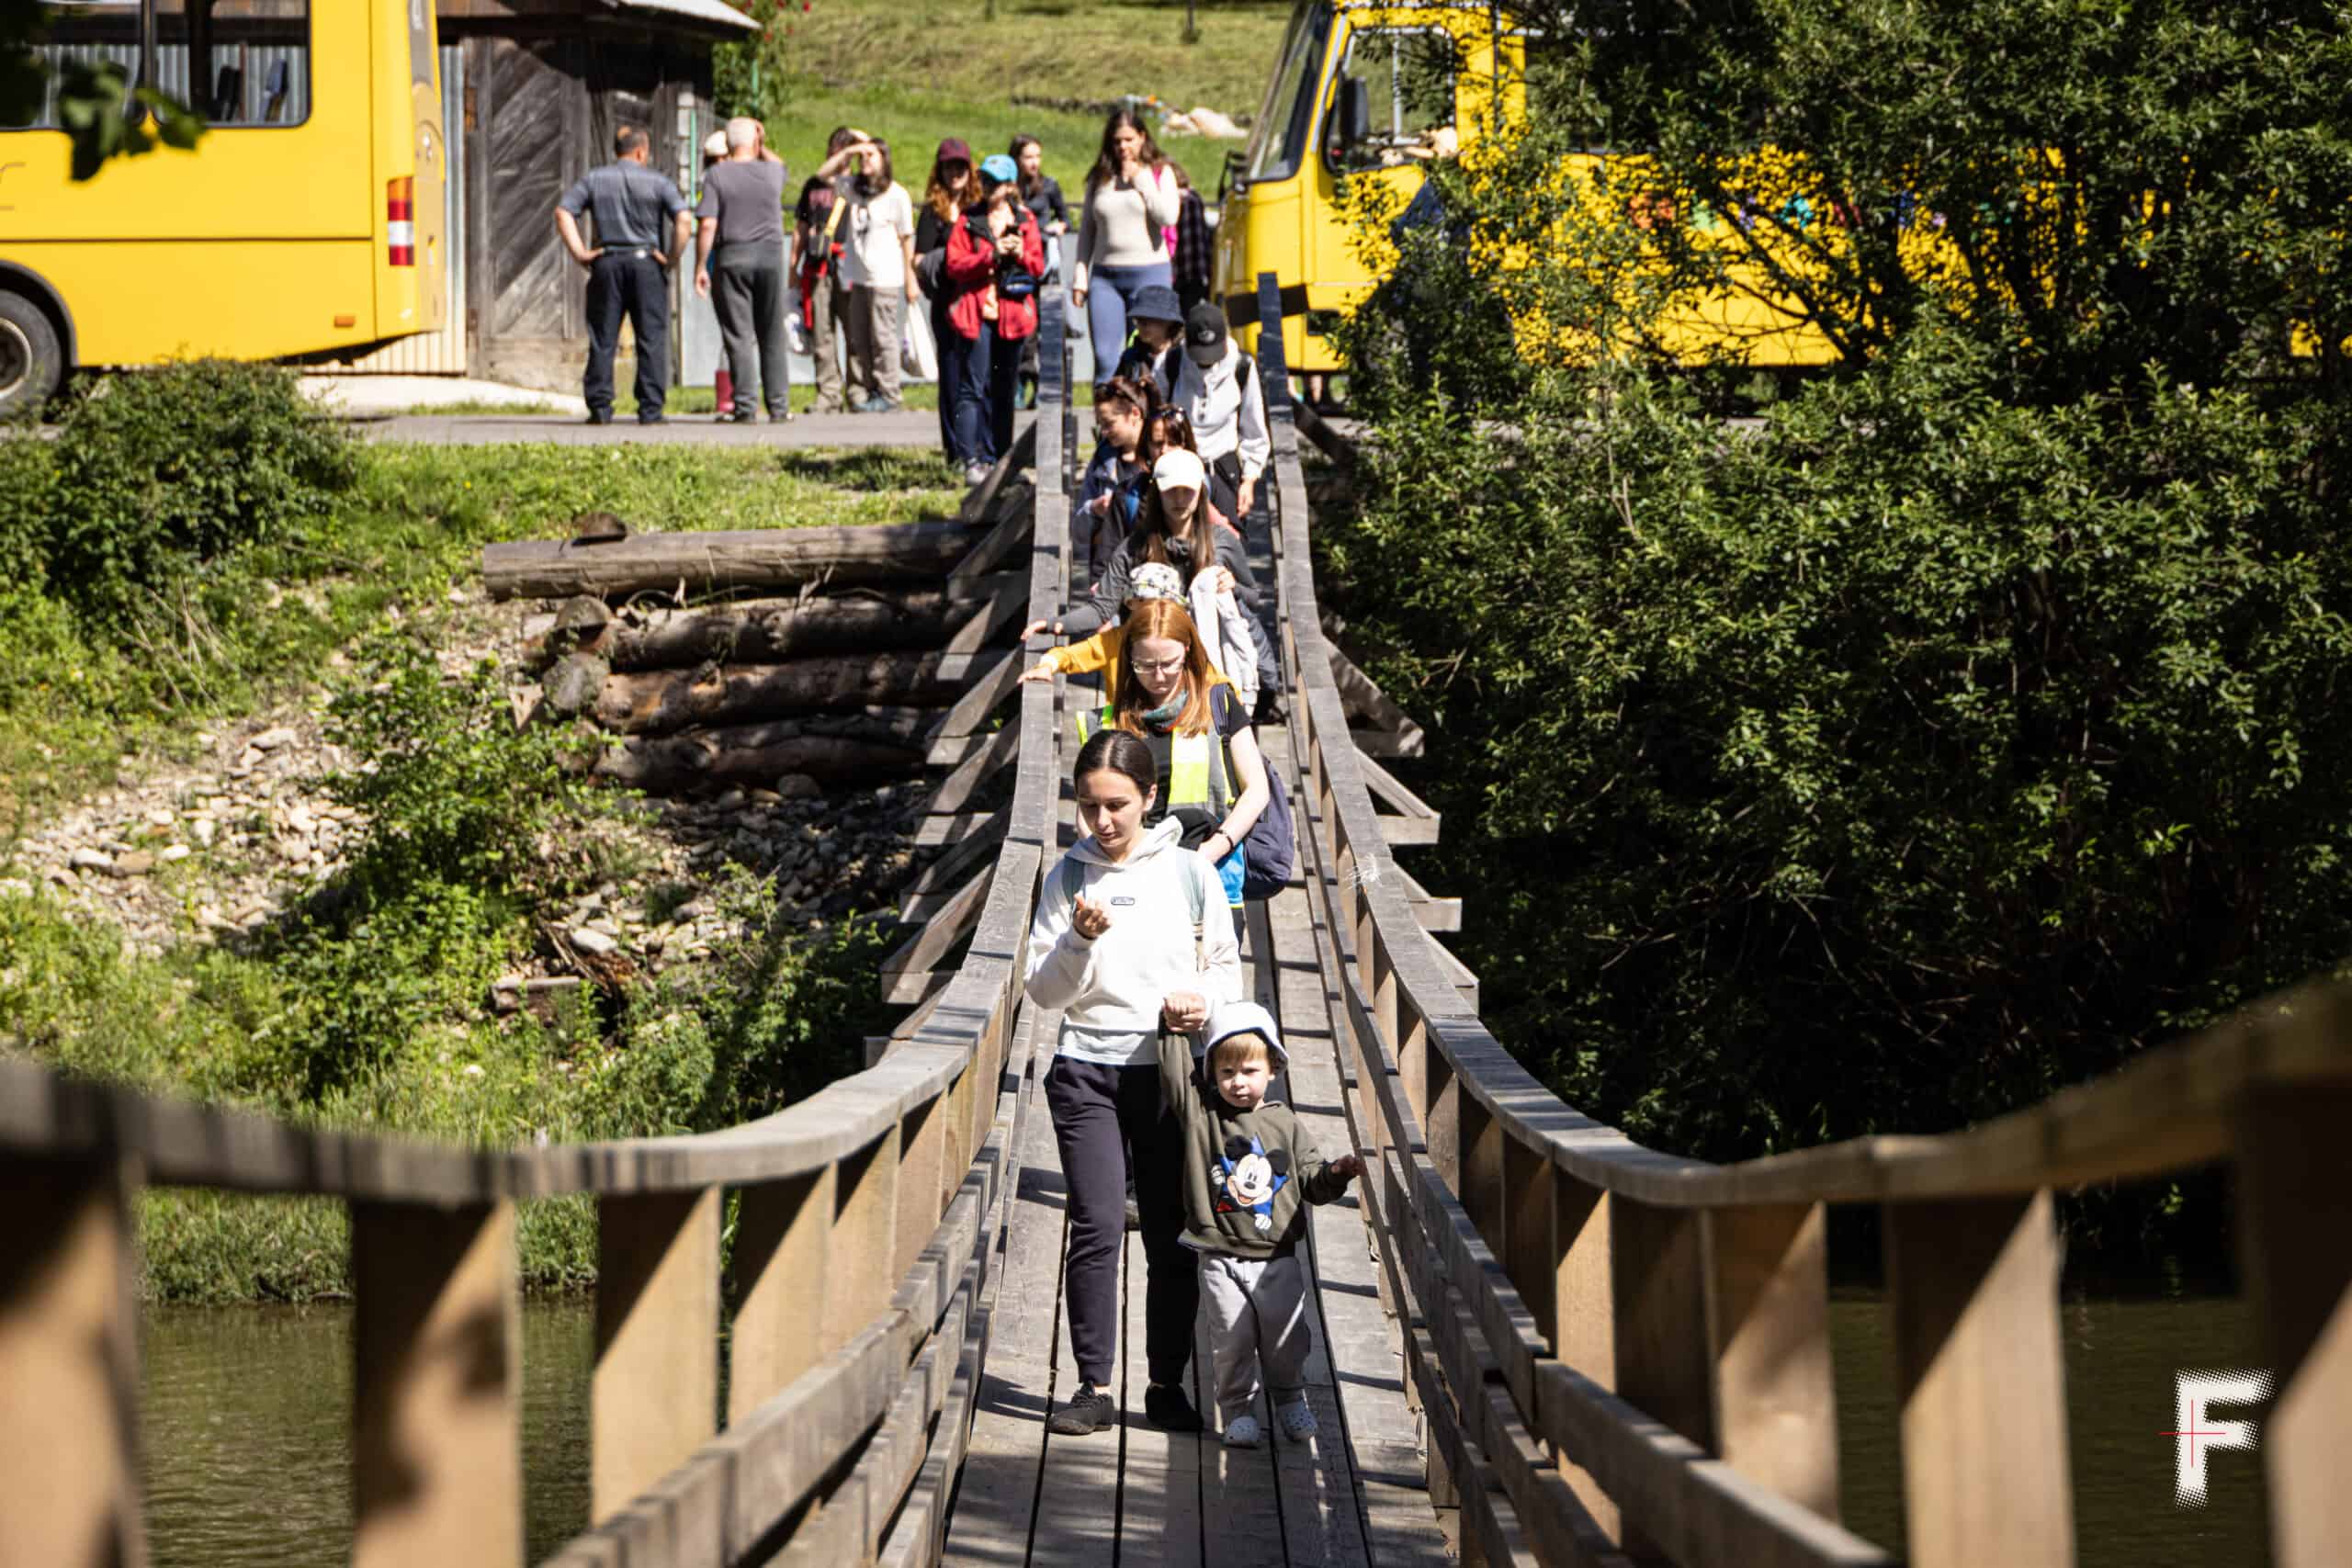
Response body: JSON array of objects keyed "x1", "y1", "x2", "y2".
[{"x1": 1157, "y1": 999, "x2": 1361, "y2": 1446}]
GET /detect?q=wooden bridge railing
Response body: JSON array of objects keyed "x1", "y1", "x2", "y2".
[
  {"x1": 0, "y1": 290, "x2": 1077, "y2": 1568},
  {"x1": 1249, "y1": 273, "x2": 2352, "y2": 1568}
]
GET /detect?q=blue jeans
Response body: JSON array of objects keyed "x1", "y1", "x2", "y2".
[
  {"x1": 1084, "y1": 261, "x2": 1172, "y2": 385},
  {"x1": 939, "y1": 311, "x2": 992, "y2": 466}
]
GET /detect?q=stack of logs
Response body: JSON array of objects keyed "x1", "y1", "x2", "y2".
[{"x1": 482, "y1": 474, "x2": 1035, "y2": 798}]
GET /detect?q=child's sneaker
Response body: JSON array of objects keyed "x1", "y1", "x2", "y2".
[
  {"x1": 1276, "y1": 1398, "x2": 1319, "y2": 1441},
  {"x1": 1222, "y1": 1413, "x2": 1264, "y2": 1449}
]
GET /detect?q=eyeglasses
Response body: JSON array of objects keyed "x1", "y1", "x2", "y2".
[{"x1": 1130, "y1": 655, "x2": 1188, "y2": 676}]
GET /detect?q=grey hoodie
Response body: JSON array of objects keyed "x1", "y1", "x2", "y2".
[{"x1": 1024, "y1": 818, "x2": 1243, "y2": 1066}]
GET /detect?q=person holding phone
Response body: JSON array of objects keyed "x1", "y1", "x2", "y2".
[
  {"x1": 1071, "y1": 107, "x2": 1180, "y2": 386},
  {"x1": 1025, "y1": 728, "x2": 1242, "y2": 1438}
]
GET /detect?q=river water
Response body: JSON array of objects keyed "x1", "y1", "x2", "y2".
[{"x1": 137, "y1": 1290, "x2": 2268, "y2": 1564}]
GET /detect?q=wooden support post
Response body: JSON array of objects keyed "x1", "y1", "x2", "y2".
[
  {"x1": 1702, "y1": 1202, "x2": 1839, "y2": 1522},
  {"x1": 1886, "y1": 1190, "x2": 2074, "y2": 1568},
  {"x1": 731, "y1": 1168, "x2": 835, "y2": 1424},
  {"x1": 896, "y1": 1093, "x2": 948, "y2": 1279},
  {"x1": 1462, "y1": 1092, "x2": 1504, "y2": 1257},
  {"x1": 353, "y1": 1199, "x2": 523, "y2": 1568},
  {"x1": 594, "y1": 1187, "x2": 721, "y2": 1521},
  {"x1": 1427, "y1": 1041, "x2": 1462, "y2": 1190},
  {"x1": 2233, "y1": 1084, "x2": 2352, "y2": 1568},
  {"x1": 1501, "y1": 1135, "x2": 1555, "y2": 1346},
  {"x1": 1550, "y1": 1168, "x2": 1620, "y2": 1540},
  {"x1": 0, "y1": 1154, "x2": 142, "y2": 1568},
  {"x1": 1609, "y1": 1201, "x2": 1713, "y2": 1562},
  {"x1": 826, "y1": 1126, "x2": 902, "y2": 1351}
]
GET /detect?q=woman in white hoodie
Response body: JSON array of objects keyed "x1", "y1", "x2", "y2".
[{"x1": 1025, "y1": 728, "x2": 1242, "y2": 1438}]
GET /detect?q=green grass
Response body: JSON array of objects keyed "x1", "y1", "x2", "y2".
[
  {"x1": 0, "y1": 443, "x2": 961, "y2": 819},
  {"x1": 733, "y1": 0, "x2": 1294, "y2": 194}
]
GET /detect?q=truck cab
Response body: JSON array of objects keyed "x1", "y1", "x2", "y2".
[{"x1": 1212, "y1": 1, "x2": 1523, "y2": 375}]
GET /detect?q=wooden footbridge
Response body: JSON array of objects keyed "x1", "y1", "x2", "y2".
[{"x1": 4, "y1": 278, "x2": 2347, "y2": 1568}]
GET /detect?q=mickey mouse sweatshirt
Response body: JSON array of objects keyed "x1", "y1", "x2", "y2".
[{"x1": 1156, "y1": 1029, "x2": 1351, "y2": 1259}]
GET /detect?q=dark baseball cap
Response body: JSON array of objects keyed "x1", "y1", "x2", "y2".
[
  {"x1": 1183, "y1": 302, "x2": 1229, "y2": 367},
  {"x1": 935, "y1": 137, "x2": 974, "y2": 168},
  {"x1": 1128, "y1": 284, "x2": 1185, "y2": 327}
]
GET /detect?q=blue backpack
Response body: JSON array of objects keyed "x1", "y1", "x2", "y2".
[{"x1": 1240, "y1": 766, "x2": 1296, "y2": 900}]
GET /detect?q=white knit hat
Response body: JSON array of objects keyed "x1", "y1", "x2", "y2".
[{"x1": 1152, "y1": 446, "x2": 1207, "y2": 494}]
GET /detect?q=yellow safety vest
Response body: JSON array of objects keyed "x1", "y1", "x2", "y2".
[{"x1": 1074, "y1": 703, "x2": 1233, "y2": 818}]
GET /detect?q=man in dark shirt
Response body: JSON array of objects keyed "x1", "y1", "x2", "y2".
[
  {"x1": 695, "y1": 116, "x2": 791, "y2": 423},
  {"x1": 555, "y1": 125, "x2": 693, "y2": 424}
]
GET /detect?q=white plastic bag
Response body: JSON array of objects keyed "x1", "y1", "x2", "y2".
[
  {"x1": 785, "y1": 287, "x2": 812, "y2": 357},
  {"x1": 901, "y1": 306, "x2": 938, "y2": 383}
]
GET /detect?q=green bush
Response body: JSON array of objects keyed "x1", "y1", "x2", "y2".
[
  {"x1": 43, "y1": 359, "x2": 356, "y2": 626},
  {"x1": 1324, "y1": 1, "x2": 2352, "y2": 1213}
]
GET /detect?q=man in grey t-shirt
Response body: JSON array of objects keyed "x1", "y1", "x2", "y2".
[
  {"x1": 556, "y1": 126, "x2": 692, "y2": 424},
  {"x1": 695, "y1": 118, "x2": 792, "y2": 423}
]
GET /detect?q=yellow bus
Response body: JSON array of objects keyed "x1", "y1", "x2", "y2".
[{"x1": 0, "y1": 0, "x2": 447, "y2": 416}]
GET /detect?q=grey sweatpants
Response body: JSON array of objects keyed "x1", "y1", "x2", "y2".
[{"x1": 1199, "y1": 1250, "x2": 1312, "y2": 1422}]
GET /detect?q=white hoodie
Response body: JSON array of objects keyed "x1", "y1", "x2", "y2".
[
  {"x1": 1025, "y1": 818, "x2": 1244, "y2": 1066},
  {"x1": 1156, "y1": 342, "x2": 1271, "y2": 482}
]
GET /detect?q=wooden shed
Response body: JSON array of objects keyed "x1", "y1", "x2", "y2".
[{"x1": 345, "y1": 0, "x2": 757, "y2": 385}]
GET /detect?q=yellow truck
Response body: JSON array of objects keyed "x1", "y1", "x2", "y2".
[
  {"x1": 1212, "y1": 0, "x2": 1842, "y2": 375},
  {"x1": 0, "y1": 0, "x2": 447, "y2": 416}
]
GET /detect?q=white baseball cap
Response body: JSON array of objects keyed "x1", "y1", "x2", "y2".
[{"x1": 1152, "y1": 447, "x2": 1207, "y2": 493}]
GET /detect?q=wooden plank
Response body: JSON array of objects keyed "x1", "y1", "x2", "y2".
[
  {"x1": 1195, "y1": 1292, "x2": 1287, "y2": 1568},
  {"x1": 594, "y1": 1188, "x2": 722, "y2": 1521},
  {"x1": 922, "y1": 719, "x2": 1020, "y2": 818},
  {"x1": 2233, "y1": 1084, "x2": 2352, "y2": 1568},
  {"x1": 1703, "y1": 1202, "x2": 1839, "y2": 1523},
  {"x1": 1399, "y1": 864, "x2": 1464, "y2": 933},
  {"x1": 956, "y1": 422, "x2": 1041, "y2": 527},
  {"x1": 732, "y1": 1168, "x2": 834, "y2": 1423},
  {"x1": 1326, "y1": 642, "x2": 1424, "y2": 756},
  {"x1": 0, "y1": 1154, "x2": 142, "y2": 1568},
  {"x1": 826, "y1": 1127, "x2": 903, "y2": 1352},
  {"x1": 880, "y1": 871, "x2": 989, "y2": 1000},
  {"x1": 1357, "y1": 750, "x2": 1440, "y2": 825},
  {"x1": 353, "y1": 1199, "x2": 523, "y2": 1568},
  {"x1": 1117, "y1": 1213, "x2": 1204, "y2": 1568},
  {"x1": 942, "y1": 1025, "x2": 1063, "y2": 1564},
  {"x1": 1886, "y1": 1190, "x2": 2073, "y2": 1568},
  {"x1": 901, "y1": 809, "x2": 1011, "y2": 919},
  {"x1": 930, "y1": 652, "x2": 1020, "y2": 748}
]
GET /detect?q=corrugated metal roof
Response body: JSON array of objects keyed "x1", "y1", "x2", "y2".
[{"x1": 603, "y1": 0, "x2": 761, "y2": 35}]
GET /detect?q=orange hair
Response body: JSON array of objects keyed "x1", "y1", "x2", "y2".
[{"x1": 1115, "y1": 599, "x2": 1217, "y2": 738}]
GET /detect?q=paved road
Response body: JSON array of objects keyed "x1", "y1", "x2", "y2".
[{"x1": 355, "y1": 408, "x2": 1019, "y2": 449}]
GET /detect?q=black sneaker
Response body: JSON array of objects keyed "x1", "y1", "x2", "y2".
[
  {"x1": 585, "y1": 411, "x2": 613, "y2": 425},
  {"x1": 1047, "y1": 1382, "x2": 1116, "y2": 1436},
  {"x1": 1144, "y1": 1382, "x2": 1204, "y2": 1432}
]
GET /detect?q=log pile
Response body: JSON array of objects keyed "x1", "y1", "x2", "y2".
[{"x1": 487, "y1": 484, "x2": 1035, "y2": 800}]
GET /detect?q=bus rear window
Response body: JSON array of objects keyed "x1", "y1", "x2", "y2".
[{"x1": 12, "y1": 0, "x2": 311, "y2": 130}]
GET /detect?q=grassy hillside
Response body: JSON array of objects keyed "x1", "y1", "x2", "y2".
[{"x1": 725, "y1": 0, "x2": 1294, "y2": 196}]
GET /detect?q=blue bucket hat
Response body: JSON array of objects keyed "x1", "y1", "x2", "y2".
[
  {"x1": 979, "y1": 153, "x2": 1019, "y2": 186},
  {"x1": 1127, "y1": 283, "x2": 1185, "y2": 327}
]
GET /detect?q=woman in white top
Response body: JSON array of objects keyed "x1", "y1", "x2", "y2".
[
  {"x1": 1025, "y1": 728, "x2": 1240, "y2": 1438},
  {"x1": 834, "y1": 139, "x2": 918, "y2": 412},
  {"x1": 1071, "y1": 107, "x2": 1181, "y2": 389}
]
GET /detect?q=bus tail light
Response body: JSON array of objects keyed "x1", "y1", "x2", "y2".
[{"x1": 387, "y1": 177, "x2": 415, "y2": 265}]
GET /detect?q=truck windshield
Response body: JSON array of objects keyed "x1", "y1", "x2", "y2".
[{"x1": 1242, "y1": 0, "x2": 1330, "y2": 184}]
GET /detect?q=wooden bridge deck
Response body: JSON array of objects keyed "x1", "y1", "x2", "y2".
[{"x1": 940, "y1": 697, "x2": 1451, "y2": 1566}]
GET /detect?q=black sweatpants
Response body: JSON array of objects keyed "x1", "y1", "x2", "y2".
[{"x1": 1044, "y1": 1053, "x2": 1197, "y2": 1390}]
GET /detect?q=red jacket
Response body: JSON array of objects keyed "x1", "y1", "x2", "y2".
[{"x1": 944, "y1": 208, "x2": 1046, "y2": 342}]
